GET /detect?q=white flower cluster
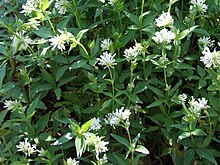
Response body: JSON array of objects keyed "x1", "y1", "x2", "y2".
[
  {"x1": 97, "y1": 51, "x2": 117, "y2": 68},
  {"x1": 4, "y1": 100, "x2": 25, "y2": 113},
  {"x1": 100, "y1": 39, "x2": 113, "y2": 51},
  {"x1": 155, "y1": 12, "x2": 174, "y2": 28},
  {"x1": 90, "y1": 117, "x2": 102, "y2": 131},
  {"x1": 124, "y1": 43, "x2": 143, "y2": 61},
  {"x1": 49, "y1": 29, "x2": 75, "y2": 51},
  {"x1": 11, "y1": 31, "x2": 33, "y2": 51},
  {"x1": 55, "y1": 0, "x2": 69, "y2": 14},
  {"x1": 198, "y1": 36, "x2": 214, "y2": 49},
  {"x1": 188, "y1": 96, "x2": 210, "y2": 116},
  {"x1": 152, "y1": 28, "x2": 176, "y2": 44},
  {"x1": 21, "y1": 0, "x2": 42, "y2": 16},
  {"x1": 85, "y1": 133, "x2": 109, "y2": 160},
  {"x1": 67, "y1": 157, "x2": 79, "y2": 165},
  {"x1": 200, "y1": 47, "x2": 220, "y2": 68},
  {"x1": 189, "y1": 0, "x2": 208, "y2": 13},
  {"x1": 16, "y1": 138, "x2": 37, "y2": 156},
  {"x1": 104, "y1": 107, "x2": 131, "y2": 128}
]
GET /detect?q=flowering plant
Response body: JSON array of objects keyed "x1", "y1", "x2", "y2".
[{"x1": 0, "y1": 0, "x2": 220, "y2": 164}]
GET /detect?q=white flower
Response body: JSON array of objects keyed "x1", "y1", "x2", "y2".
[
  {"x1": 100, "y1": 39, "x2": 113, "y2": 51},
  {"x1": 90, "y1": 117, "x2": 102, "y2": 131},
  {"x1": 152, "y1": 28, "x2": 176, "y2": 44},
  {"x1": 85, "y1": 134, "x2": 109, "y2": 157},
  {"x1": 37, "y1": 148, "x2": 47, "y2": 157},
  {"x1": 114, "y1": 107, "x2": 131, "y2": 121},
  {"x1": 179, "y1": 93, "x2": 187, "y2": 102},
  {"x1": 67, "y1": 158, "x2": 79, "y2": 165},
  {"x1": 124, "y1": 43, "x2": 143, "y2": 61},
  {"x1": 20, "y1": 0, "x2": 42, "y2": 16},
  {"x1": 104, "y1": 107, "x2": 131, "y2": 127},
  {"x1": 155, "y1": 12, "x2": 174, "y2": 27},
  {"x1": 188, "y1": 96, "x2": 210, "y2": 116},
  {"x1": 4, "y1": 100, "x2": 25, "y2": 112},
  {"x1": 24, "y1": 18, "x2": 41, "y2": 30},
  {"x1": 189, "y1": 0, "x2": 208, "y2": 13},
  {"x1": 104, "y1": 113, "x2": 121, "y2": 127},
  {"x1": 49, "y1": 29, "x2": 74, "y2": 51},
  {"x1": 124, "y1": 47, "x2": 139, "y2": 61},
  {"x1": 98, "y1": 154, "x2": 108, "y2": 164},
  {"x1": 108, "y1": 0, "x2": 117, "y2": 5},
  {"x1": 97, "y1": 51, "x2": 117, "y2": 68},
  {"x1": 98, "y1": 0, "x2": 105, "y2": 3},
  {"x1": 12, "y1": 32, "x2": 33, "y2": 51},
  {"x1": 55, "y1": 0, "x2": 69, "y2": 14},
  {"x1": 16, "y1": 138, "x2": 37, "y2": 156},
  {"x1": 200, "y1": 47, "x2": 220, "y2": 68},
  {"x1": 196, "y1": 98, "x2": 210, "y2": 110},
  {"x1": 198, "y1": 37, "x2": 214, "y2": 48}
]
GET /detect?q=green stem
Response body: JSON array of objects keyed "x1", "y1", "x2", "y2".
[
  {"x1": 126, "y1": 127, "x2": 134, "y2": 163},
  {"x1": 44, "y1": 12, "x2": 56, "y2": 33},
  {"x1": 139, "y1": 0, "x2": 145, "y2": 42},
  {"x1": 108, "y1": 67, "x2": 115, "y2": 111},
  {"x1": 72, "y1": 0, "x2": 82, "y2": 29},
  {"x1": 78, "y1": 42, "x2": 90, "y2": 59},
  {"x1": 2, "y1": 136, "x2": 13, "y2": 156}
]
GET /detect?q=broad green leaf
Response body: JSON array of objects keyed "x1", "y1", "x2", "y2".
[
  {"x1": 52, "y1": 132, "x2": 74, "y2": 145},
  {"x1": 36, "y1": 111, "x2": 51, "y2": 132},
  {"x1": 27, "y1": 96, "x2": 40, "y2": 117},
  {"x1": 179, "y1": 26, "x2": 198, "y2": 40},
  {"x1": 175, "y1": 63, "x2": 195, "y2": 70},
  {"x1": 0, "y1": 62, "x2": 6, "y2": 89},
  {"x1": 196, "y1": 148, "x2": 218, "y2": 165},
  {"x1": 191, "y1": 129, "x2": 206, "y2": 136},
  {"x1": 124, "y1": 11, "x2": 139, "y2": 25},
  {"x1": 112, "y1": 153, "x2": 129, "y2": 165},
  {"x1": 135, "y1": 145, "x2": 149, "y2": 155},
  {"x1": 183, "y1": 149, "x2": 195, "y2": 165},
  {"x1": 80, "y1": 119, "x2": 93, "y2": 133},
  {"x1": 54, "y1": 87, "x2": 62, "y2": 100},
  {"x1": 76, "y1": 29, "x2": 88, "y2": 41},
  {"x1": 42, "y1": 0, "x2": 52, "y2": 11},
  {"x1": 132, "y1": 154, "x2": 146, "y2": 165},
  {"x1": 56, "y1": 66, "x2": 69, "y2": 81},
  {"x1": 0, "y1": 110, "x2": 8, "y2": 126},
  {"x1": 111, "y1": 134, "x2": 130, "y2": 148},
  {"x1": 147, "y1": 85, "x2": 164, "y2": 98},
  {"x1": 178, "y1": 132, "x2": 191, "y2": 140},
  {"x1": 147, "y1": 98, "x2": 164, "y2": 108}
]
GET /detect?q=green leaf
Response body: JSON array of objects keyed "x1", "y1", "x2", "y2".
[
  {"x1": 0, "y1": 110, "x2": 8, "y2": 126},
  {"x1": 175, "y1": 63, "x2": 195, "y2": 70},
  {"x1": 191, "y1": 129, "x2": 206, "y2": 136},
  {"x1": 111, "y1": 134, "x2": 130, "y2": 148},
  {"x1": 36, "y1": 111, "x2": 51, "y2": 132},
  {"x1": 147, "y1": 98, "x2": 164, "y2": 108},
  {"x1": 27, "y1": 96, "x2": 40, "y2": 117},
  {"x1": 80, "y1": 119, "x2": 93, "y2": 133},
  {"x1": 124, "y1": 12, "x2": 139, "y2": 25},
  {"x1": 0, "y1": 62, "x2": 6, "y2": 89},
  {"x1": 70, "y1": 60, "x2": 90, "y2": 70},
  {"x1": 147, "y1": 85, "x2": 164, "y2": 98},
  {"x1": 42, "y1": 0, "x2": 51, "y2": 11},
  {"x1": 56, "y1": 66, "x2": 69, "y2": 81},
  {"x1": 179, "y1": 26, "x2": 198, "y2": 40},
  {"x1": 52, "y1": 132, "x2": 74, "y2": 145},
  {"x1": 54, "y1": 87, "x2": 62, "y2": 100},
  {"x1": 33, "y1": 28, "x2": 53, "y2": 38},
  {"x1": 75, "y1": 136, "x2": 86, "y2": 158},
  {"x1": 178, "y1": 132, "x2": 191, "y2": 140},
  {"x1": 184, "y1": 149, "x2": 195, "y2": 165},
  {"x1": 135, "y1": 145, "x2": 150, "y2": 155},
  {"x1": 196, "y1": 148, "x2": 218, "y2": 165},
  {"x1": 112, "y1": 153, "x2": 129, "y2": 165},
  {"x1": 76, "y1": 29, "x2": 88, "y2": 41}
]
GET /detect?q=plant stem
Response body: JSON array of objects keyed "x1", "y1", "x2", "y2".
[
  {"x1": 108, "y1": 67, "x2": 115, "y2": 111},
  {"x1": 78, "y1": 42, "x2": 90, "y2": 59},
  {"x1": 44, "y1": 12, "x2": 56, "y2": 33},
  {"x1": 139, "y1": 0, "x2": 145, "y2": 42},
  {"x1": 72, "y1": 0, "x2": 82, "y2": 29}
]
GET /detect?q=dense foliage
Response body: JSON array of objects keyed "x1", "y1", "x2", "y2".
[{"x1": 0, "y1": 0, "x2": 220, "y2": 164}]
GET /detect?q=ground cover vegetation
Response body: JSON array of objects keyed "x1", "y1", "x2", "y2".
[{"x1": 0, "y1": 0, "x2": 220, "y2": 164}]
